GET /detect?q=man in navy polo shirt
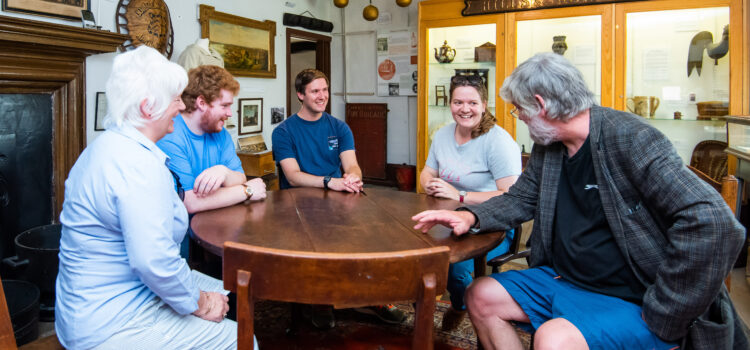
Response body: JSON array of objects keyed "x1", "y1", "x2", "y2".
[
  {"x1": 272, "y1": 68, "x2": 363, "y2": 192},
  {"x1": 272, "y1": 68, "x2": 405, "y2": 328}
]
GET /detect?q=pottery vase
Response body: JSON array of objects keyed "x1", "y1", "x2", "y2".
[{"x1": 552, "y1": 36, "x2": 568, "y2": 55}]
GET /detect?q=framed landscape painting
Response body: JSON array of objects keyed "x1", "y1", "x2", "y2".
[
  {"x1": 199, "y1": 5, "x2": 276, "y2": 78},
  {"x1": 239, "y1": 98, "x2": 263, "y2": 135},
  {"x1": 2, "y1": 0, "x2": 90, "y2": 21}
]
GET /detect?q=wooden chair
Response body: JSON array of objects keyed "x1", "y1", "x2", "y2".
[
  {"x1": 690, "y1": 140, "x2": 728, "y2": 182},
  {"x1": 223, "y1": 242, "x2": 450, "y2": 350},
  {"x1": 0, "y1": 275, "x2": 63, "y2": 350},
  {"x1": 488, "y1": 153, "x2": 532, "y2": 274},
  {"x1": 687, "y1": 165, "x2": 742, "y2": 291},
  {"x1": 487, "y1": 223, "x2": 530, "y2": 274}
]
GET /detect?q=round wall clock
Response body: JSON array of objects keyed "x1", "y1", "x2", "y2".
[{"x1": 116, "y1": 0, "x2": 175, "y2": 59}]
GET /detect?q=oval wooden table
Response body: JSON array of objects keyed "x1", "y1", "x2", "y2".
[{"x1": 190, "y1": 187, "x2": 505, "y2": 278}]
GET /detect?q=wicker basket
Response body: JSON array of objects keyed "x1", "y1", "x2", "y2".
[{"x1": 696, "y1": 101, "x2": 729, "y2": 117}]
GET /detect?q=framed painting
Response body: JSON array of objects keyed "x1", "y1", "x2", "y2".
[
  {"x1": 2, "y1": 0, "x2": 90, "y2": 21},
  {"x1": 199, "y1": 5, "x2": 276, "y2": 78},
  {"x1": 239, "y1": 98, "x2": 263, "y2": 135}
]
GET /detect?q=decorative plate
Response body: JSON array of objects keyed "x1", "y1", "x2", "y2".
[{"x1": 115, "y1": 0, "x2": 174, "y2": 59}]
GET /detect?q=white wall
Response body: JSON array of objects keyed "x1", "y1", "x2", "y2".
[
  {"x1": 332, "y1": 1, "x2": 419, "y2": 166},
  {"x1": 1, "y1": 0, "x2": 339, "y2": 149}
]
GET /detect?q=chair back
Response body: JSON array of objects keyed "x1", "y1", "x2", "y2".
[
  {"x1": 688, "y1": 165, "x2": 742, "y2": 290},
  {"x1": 0, "y1": 275, "x2": 18, "y2": 350},
  {"x1": 690, "y1": 140, "x2": 728, "y2": 182},
  {"x1": 223, "y1": 242, "x2": 450, "y2": 350}
]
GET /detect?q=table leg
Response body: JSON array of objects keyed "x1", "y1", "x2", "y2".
[
  {"x1": 473, "y1": 253, "x2": 488, "y2": 278},
  {"x1": 286, "y1": 303, "x2": 302, "y2": 337}
]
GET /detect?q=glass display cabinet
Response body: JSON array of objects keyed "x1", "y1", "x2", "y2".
[
  {"x1": 513, "y1": 7, "x2": 610, "y2": 152},
  {"x1": 417, "y1": 0, "x2": 748, "y2": 192},
  {"x1": 725, "y1": 116, "x2": 750, "y2": 161},
  {"x1": 427, "y1": 23, "x2": 496, "y2": 147}
]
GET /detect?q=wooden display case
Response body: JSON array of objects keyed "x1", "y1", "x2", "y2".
[
  {"x1": 237, "y1": 150, "x2": 278, "y2": 190},
  {"x1": 417, "y1": 0, "x2": 749, "y2": 192}
]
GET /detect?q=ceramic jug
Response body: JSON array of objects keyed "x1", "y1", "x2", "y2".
[
  {"x1": 434, "y1": 40, "x2": 456, "y2": 63},
  {"x1": 626, "y1": 96, "x2": 659, "y2": 118},
  {"x1": 648, "y1": 96, "x2": 660, "y2": 117}
]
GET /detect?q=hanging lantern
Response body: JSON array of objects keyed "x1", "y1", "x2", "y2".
[
  {"x1": 333, "y1": 0, "x2": 349, "y2": 8},
  {"x1": 363, "y1": 4, "x2": 378, "y2": 21},
  {"x1": 395, "y1": 0, "x2": 411, "y2": 7}
]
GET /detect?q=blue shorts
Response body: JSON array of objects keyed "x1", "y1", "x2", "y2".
[{"x1": 491, "y1": 266, "x2": 679, "y2": 350}]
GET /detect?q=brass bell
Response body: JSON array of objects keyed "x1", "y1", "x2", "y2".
[
  {"x1": 396, "y1": 0, "x2": 412, "y2": 7},
  {"x1": 363, "y1": 4, "x2": 378, "y2": 21},
  {"x1": 333, "y1": 0, "x2": 348, "y2": 8}
]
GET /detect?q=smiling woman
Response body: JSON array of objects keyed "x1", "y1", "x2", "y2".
[{"x1": 419, "y1": 72, "x2": 522, "y2": 326}]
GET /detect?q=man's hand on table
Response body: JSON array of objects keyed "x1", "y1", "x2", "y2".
[
  {"x1": 193, "y1": 290, "x2": 230, "y2": 323},
  {"x1": 328, "y1": 173, "x2": 363, "y2": 193},
  {"x1": 411, "y1": 210, "x2": 476, "y2": 236},
  {"x1": 244, "y1": 178, "x2": 267, "y2": 201}
]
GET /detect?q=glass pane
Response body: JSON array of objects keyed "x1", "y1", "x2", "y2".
[
  {"x1": 427, "y1": 24, "x2": 496, "y2": 149},
  {"x1": 515, "y1": 15, "x2": 602, "y2": 153},
  {"x1": 626, "y1": 7, "x2": 729, "y2": 162}
]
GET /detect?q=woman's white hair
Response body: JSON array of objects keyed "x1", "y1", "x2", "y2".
[{"x1": 104, "y1": 46, "x2": 187, "y2": 129}]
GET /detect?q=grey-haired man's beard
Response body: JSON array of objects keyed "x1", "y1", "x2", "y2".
[{"x1": 526, "y1": 115, "x2": 558, "y2": 146}]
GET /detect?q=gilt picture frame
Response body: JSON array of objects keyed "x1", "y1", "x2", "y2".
[
  {"x1": 2, "y1": 0, "x2": 90, "y2": 21},
  {"x1": 239, "y1": 98, "x2": 263, "y2": 135},
  {"x1": 198, "y1": 4, "x2": 276, "y2": 78}
]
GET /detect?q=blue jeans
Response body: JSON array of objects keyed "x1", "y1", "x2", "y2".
[{"x1": 447, "y1": 229, "x2": 514, "y2": 310}]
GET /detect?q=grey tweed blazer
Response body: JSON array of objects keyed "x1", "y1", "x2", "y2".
[{"x1": 468, "y1": 105, "x2": 748, "y2": 349}]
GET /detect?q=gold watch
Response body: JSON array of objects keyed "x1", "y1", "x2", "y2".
[{"x1": 242, "y1": 183, "x2": 254, "y2": 199}]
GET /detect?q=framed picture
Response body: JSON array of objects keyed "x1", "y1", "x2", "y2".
[
  {"x1": 271, "y1": 107, "x2": 284, "y2": 124},
  {"x1": 238, "y1": 98, "x2": 263, "y2": 135},
  {"x1": 94, "y1": 92, "x2": 106, "y2": 131},
  {"x1": 199, "y1": 5, "x2": 276, "y2": 78},
  {"x1": 2, "y1": 0, "x2": 90, "y2": 21}
]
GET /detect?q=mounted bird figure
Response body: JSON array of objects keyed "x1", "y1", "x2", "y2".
[{"x1": 687, "y1": 25, "x2": 729, "y2": 77}]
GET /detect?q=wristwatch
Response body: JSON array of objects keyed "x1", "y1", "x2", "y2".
[
  {"x1": 459, "y1": 190, "x2": 467, "y2": 203},
  {"x1": 323, "y1": 176, "x2": 332, "y2": 190},
  {"x1": 242, "y1": 183, "x2": 254, "y2": 199}
]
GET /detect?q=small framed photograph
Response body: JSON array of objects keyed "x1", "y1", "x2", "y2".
[
  {"x1": 271, "y1": 107, "x2": 284, "y2": 124},
  {"x1": 94, "y1": 92, "x2": 106, "y2": 131},
  {"x1": 238, "y1": 98, "x2": 263, "y2": 135}
]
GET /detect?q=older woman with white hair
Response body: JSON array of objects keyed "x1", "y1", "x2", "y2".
[{"x1": 55, "y1": 46, "x2": 250, "y2": 349}]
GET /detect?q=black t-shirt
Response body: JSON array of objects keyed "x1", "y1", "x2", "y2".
[{"x1": 551, "y1": 137, "x2": 645, "y2": 304}]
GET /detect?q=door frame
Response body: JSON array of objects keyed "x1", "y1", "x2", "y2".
[{"x1": 286, "y1": 28, "x2": 332, "y2": 117}]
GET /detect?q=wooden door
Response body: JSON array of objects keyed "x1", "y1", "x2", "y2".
[{"x1": 346, "y1": 103, "x2": 387, "y2": 181}]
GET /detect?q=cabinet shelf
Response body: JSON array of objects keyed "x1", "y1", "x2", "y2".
[{"x1": 429, "y1": 61, "x2": 495, "y2": 68}]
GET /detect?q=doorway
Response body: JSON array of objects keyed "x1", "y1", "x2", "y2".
[{"x1": 286, "y1": 28, "x2": 331, "y2": 118}]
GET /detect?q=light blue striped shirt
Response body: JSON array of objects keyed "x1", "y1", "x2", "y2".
[{"x1": 55, "y1": 126, "x2": 197, "y2": 349}]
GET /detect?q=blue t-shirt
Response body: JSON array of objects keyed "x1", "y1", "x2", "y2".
[
  {"x1": 156, "y1": 114, "x2": 243, "y2": 191},
  {"x1": 272, "y1": 113, "x2": 355, "y2": 189}
]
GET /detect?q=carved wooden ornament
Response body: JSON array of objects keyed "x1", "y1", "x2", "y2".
[{"x1": 116, "y1": 0, "x2": 174, "y2": 59}]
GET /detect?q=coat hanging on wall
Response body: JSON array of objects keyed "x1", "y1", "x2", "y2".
[{"x1": 116, "y1": 0, "x2": 175, "y2": 59}]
